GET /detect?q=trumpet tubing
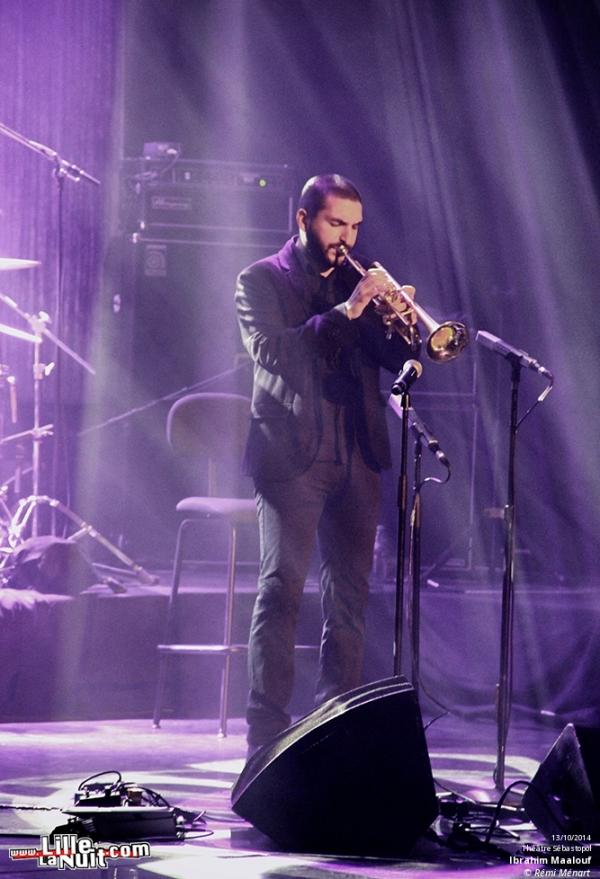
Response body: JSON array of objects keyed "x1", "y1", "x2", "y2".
[{"x1": 338, "y1": 244, "x2": 469, "y2": 362}]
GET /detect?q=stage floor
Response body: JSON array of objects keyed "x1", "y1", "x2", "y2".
[{"x1": 1, "y1": 712, "x2": 594, "y2": 878}]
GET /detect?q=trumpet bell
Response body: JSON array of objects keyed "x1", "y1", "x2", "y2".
[{"x1": 427, "y1": 321, "x2": 470, "y2": 362}]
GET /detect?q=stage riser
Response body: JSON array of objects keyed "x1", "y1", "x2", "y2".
[{"x1": 1, "y1": 586, "x2": 598, "y2": 725}]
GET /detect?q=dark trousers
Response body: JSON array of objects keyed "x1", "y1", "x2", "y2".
[{"x1": 247, "y1": 449, "x2": 380, "y2": 746}]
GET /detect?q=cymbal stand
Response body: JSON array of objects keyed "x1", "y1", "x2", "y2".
[
  {"x1": 0, "y1": 424, "x2": 50, "y2": 539},
  {"x1": 31, "y1": 321, "x2": 48, "y2": 534},
  {"x1": 0, "y1": 119, "x2": 100, "y2": 521},
  {"x1": 0, "y1": 294, "x2": 157, "y2": 585},
  {"x1": 0, "y1": 301, "x2": 71, "y2": 536}
]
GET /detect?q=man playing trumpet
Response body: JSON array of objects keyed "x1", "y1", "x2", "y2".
[{"x1": 235, "y1": 173, "x2": 418, "y2": 755}]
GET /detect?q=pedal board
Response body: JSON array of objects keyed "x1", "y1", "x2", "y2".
[{"x1": 63, "y1": 806, "x2": 179, "y2": 840}]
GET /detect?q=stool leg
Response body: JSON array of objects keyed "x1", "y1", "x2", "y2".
[
  {"x1": 152, "y1": 656, "x2": 168, "y2": 729},
  {"x1": 153, "y1": 518, "x2": 192, "y2": 728},
  {"x1": 218, "y1": 524, "x2": 238, "y2": 737}
]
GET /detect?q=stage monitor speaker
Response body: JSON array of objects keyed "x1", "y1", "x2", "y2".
[
  {"x1": 231, "y1": 676, "x2": 438, "y2": 856},
  {"x1": 523, "y1": 723, "x2": 600, "y2": 842}
]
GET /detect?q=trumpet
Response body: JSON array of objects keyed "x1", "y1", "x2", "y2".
[{"x1": 338, "y1": 244, "x2": 469, "y2": 363}]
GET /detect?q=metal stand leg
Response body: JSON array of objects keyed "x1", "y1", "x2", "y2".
[
  {"x1": 218, "y1": 524, "x2": 238, "y2": 738},
  {"x1": 153, "y1": 517, "x2": 241, "y2": 736},
  {"x1": 153, "y1": 519, "x2": 191, "y2": 728}
]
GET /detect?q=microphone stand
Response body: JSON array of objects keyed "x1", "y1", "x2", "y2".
[
  {"x1": 77, "y1": 361, "x2": 249, "y2": 437},
  {"x1": 475, "y1": 330, "x2": 554, "y2": 790},
  {"x1": 388, "y1": 394, "x2": 451, "y2": 692},
  {"x1": 406, "y1": 429, "x2": 450, "y2": 699},
  {"x1": 0, "y1": 120, "x2": 100, "y2": 186},
  {"x1": 494, "y1": 360, "x2": 520, "y2": 790},
  {"x1": 389, "y1": 359, "x2": 424, "y2": 675},
  {"x1": 408, "y1": 435, "x2": 424, "y2": 694},
  {"x1": 393, "y1": 387, "x2": 411, "y2": 676}
]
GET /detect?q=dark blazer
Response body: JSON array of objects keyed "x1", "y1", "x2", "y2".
[{"x1": 235, "y1": 237, "x2": 416, "y2": 482}]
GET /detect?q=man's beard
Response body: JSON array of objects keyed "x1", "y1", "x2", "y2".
[{"x1": 304, "y1": 225, "x2": 343, "y2": 270}]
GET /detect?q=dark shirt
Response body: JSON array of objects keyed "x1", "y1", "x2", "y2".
[{"x1": 295, "y1": 241, "x2": 355, "y2": 465}]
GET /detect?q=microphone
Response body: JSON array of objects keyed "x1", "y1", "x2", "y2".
[
  {"x1": 476, "y1": 330, "x2": 552, "y2": 378},
  {"x1": 391, "y1": 359, "x2": 423, "y2": 395},
  {"x1": 408, "y1": 408, "x2": 450, "y2": 468}
]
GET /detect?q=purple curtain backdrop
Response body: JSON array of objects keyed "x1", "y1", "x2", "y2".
[
  {"x1": 0, "y1": 0, "x2": 122, "y2": 405},
  {"x1": 377, "y1": 0, "x2": 600, "y2": 583}
]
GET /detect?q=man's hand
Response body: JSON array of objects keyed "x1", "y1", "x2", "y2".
[
  {"x1": 344, "y1": 262, "x2": 417, "y2": 323},
  {"x1": 373, "y1": 284, "x2": 417, "y2": 327}
]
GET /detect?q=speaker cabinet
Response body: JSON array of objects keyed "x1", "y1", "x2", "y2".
[
  {"x1": 89, "y1": 235, "x2": 275, "y2": 558},
  {"x1": 231, "y1": 676, "x2": 438, "y2": 855},
  {"x1": 523, "y1": 723, "x2": 600, "y2": 842}
]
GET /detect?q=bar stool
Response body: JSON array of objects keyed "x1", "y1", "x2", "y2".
[{"x1": 152, "y1": 392, "x2": 256, "y2": 736}]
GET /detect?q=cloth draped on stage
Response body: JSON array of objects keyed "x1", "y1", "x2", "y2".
[{"x1": 1, "y1": 583, "x2": 598, "y2": 727}]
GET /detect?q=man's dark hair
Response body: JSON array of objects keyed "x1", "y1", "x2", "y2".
[{"x1": 298, "y1": 174, "x2": 362, "y2": 219}]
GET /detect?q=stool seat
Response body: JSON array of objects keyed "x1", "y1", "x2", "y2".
[
  {"x1": 157, "y1": 643, "x2": 318, "y2": 655},
  {"x1": 176, "y1": 497, "x2": 257, "y2": 523},
  {"x1": 157, "y1": 643, "x2": 249, "y2": 655}
]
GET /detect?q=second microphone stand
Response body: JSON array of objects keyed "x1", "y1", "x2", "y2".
[
  {"x1": 406, "y1": 431, "x2": 450, "y2": 698},
  {"x1": 475, "y1": 329, "x2": 553, "y2": 790},
  {"x1": 389, "y1": 387, "x2": 451, "y2": 688}
]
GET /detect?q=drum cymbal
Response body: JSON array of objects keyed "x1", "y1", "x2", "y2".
[{"x1": 0, "y1": 257, "x2": 40, "y2": 271}]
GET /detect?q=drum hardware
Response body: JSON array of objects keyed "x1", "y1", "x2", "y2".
[
  {"x1": 0, "y1": 322, "x2": 38, "y2": 344},
  {"x1": 0, "y1": 120, "x2": 100, "y2": 187},
  {"x1": 0, "y1": 125, "x2": 154, "y2": 583},
  {"x1": 0, "y1": 257, "x2": 41, "y2": 272},
  {"x1": 0, "y1": 292, "x2": 156, "y2": 585}
]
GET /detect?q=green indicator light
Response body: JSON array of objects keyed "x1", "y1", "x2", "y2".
[{"x1": 258, "y1": 177, "x2": 268, "y2": 188}]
